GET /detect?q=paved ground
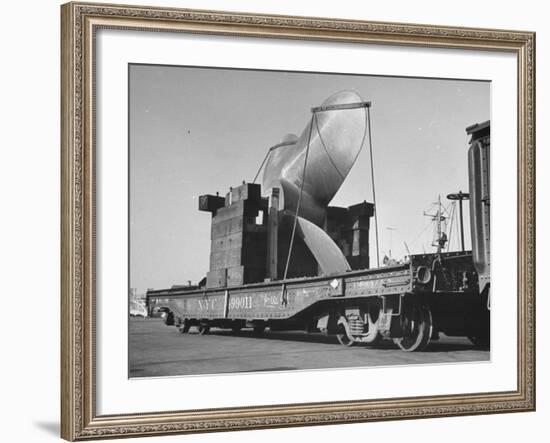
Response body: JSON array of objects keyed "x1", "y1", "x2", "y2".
[{"x1": 129, "y1": 318, "x2": 489, "y2": 377}]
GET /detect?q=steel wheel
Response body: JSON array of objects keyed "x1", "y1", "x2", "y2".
[
  {"x1": 468, "y1": 334, "x2": 489, "y2": 349},
  {"x1": 178, "y1": 319, "x2": 190, "y2": 334},
  {"x1": 162, "y1": 311, "x2": 174, "y2": 326},
  {"x1": 336, "y1": 322, "x2": 355, "y2": 347},
  {"x1": 393, "y1": 304, "x2": 432, "y2": 352},
  {"x1": 469, "y1": 294, "x2": 490, "y2": 349},
  {"x1": 198, "y1": 324, "x2": 210, "y2": 335},
  {"x1": 252, "y1": 325, "x2": 265, "y2": 335}
]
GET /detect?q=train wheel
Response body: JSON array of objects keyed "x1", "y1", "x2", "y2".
[
  {"x1": 393, "y1": 304, "x2": 432, "y2": 352},
  {"x1": 468, "y1": 334, "x2": 489, "y2": 349},
  {"x1": 198, "y1": 325, "x2": 210, "y2": 335},
  {"x1": 163, "y1": 312, "x2": 174, "y2": 326},
  {"x1": 469, "y1": 292, "x2": 490, "y2": 349},
  {"x1": 363, "y1": 330, "x2": 382, "y2": 345},
  {"x1": 178, "y1": 319, "x2": 190, "y2": 334},
  {"x1": 253, "y1": 325, "x2": 265, "y2": 335},
  {"x1": 336, "y1": 321, "x2": 355, "y2": 347}
]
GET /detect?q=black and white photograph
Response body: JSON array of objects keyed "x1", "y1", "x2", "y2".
[
  {"x1": 2, "y1": 0, "x2": 545, "y2": 441},
  {"x1": 128, "y1": 65, "x2": 491, "y2": 378}
]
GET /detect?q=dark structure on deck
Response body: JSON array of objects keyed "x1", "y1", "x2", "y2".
[{"x1": 200, "y1": 182, "x2": 374, "y2": 287}]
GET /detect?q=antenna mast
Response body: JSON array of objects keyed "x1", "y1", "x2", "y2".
[{"x1": 424, "y1": 195, "x2": 448, "y2": 253}]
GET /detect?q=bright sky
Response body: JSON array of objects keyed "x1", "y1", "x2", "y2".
[{"x1": 129, "y1": 64, "x2": 489, "y2": 294}]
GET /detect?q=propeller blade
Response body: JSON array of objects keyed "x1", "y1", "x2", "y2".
[
  {"x1": 281, "y1": 212, "x2": 351, "y2": 275},
  {"x1": 263, "y1": 90, "x2": 367, "y2": 226}
]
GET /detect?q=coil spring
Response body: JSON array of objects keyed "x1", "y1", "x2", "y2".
[{"x1": 348, "y1": 316, "x2": 365, "y2": 336}]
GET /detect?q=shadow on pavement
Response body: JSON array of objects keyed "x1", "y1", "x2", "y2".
[{"x1": 189, "y1": 329, "x2": 483, "y2": 352}]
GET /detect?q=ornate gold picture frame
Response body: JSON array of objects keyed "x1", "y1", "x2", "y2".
[{"x1": 61, "y1": 2, "x2": 535, "y2": 440}]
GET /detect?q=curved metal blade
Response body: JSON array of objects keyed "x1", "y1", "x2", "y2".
[
  {"x1": 282, "y1": 212, "x2": 351, "y2": 275},
  {"x1": 263, "y1": 90, "x2": 367, "y2": 227}
]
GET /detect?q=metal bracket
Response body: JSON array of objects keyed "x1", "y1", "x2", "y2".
[
  {"x1": 381, "y1": 278, "x2": 410, "y2": 288},
  {"x1": 269, "y1": 140, "x2": 297, "y2": 151},
  {"x1": 381, "y1": 294, "x2": 403, "y2": 317},
  {"x1": 312, "y1": 101, "x2": 371, "y2": 113},
  {"x1": 280, "y1": 283, "x2": 288, "y2": 306},
  {"x1": 223, "y1": 290, "x2": 229, "y2": 318}
]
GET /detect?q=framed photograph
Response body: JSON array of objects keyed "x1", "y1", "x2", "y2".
[{"x1": 61, "y1": 1, "x2": 535, "y2": 440}]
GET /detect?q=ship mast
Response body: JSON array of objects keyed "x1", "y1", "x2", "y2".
[{"x1": 424, "y1": 195, "x2": 448, "y2": 253}]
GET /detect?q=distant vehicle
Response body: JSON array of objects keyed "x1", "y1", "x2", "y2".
[{"x1": 129, "y1": 299, "x2": 148, "y2": 318}]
